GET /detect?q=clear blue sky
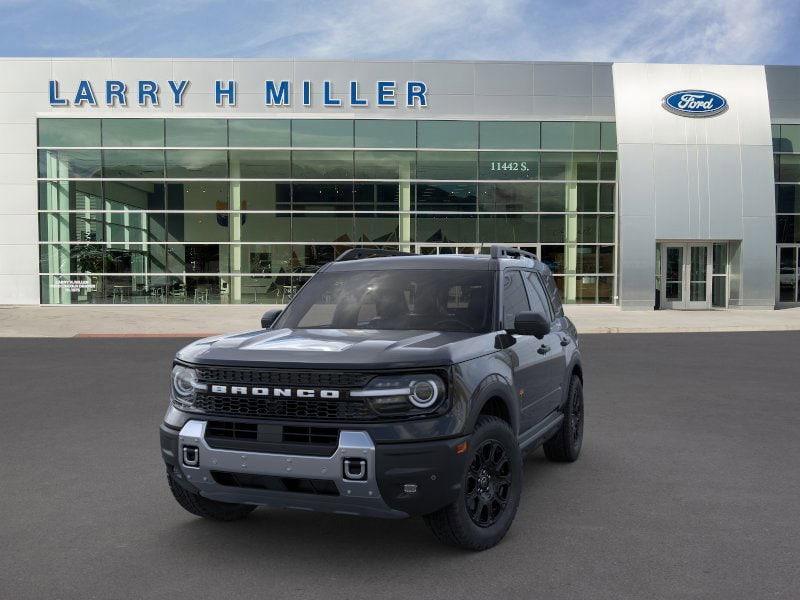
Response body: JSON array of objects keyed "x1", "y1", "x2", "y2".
[{"x1": 1, "y1": 0, "x2": 798, "y2": 65}]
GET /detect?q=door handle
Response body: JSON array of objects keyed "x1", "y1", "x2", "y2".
[{"x1": 537, "y1": 344, "x2": 551, "y2": 355}]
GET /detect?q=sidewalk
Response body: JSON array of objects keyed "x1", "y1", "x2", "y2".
[{"x1": 3, "y1": 304, "x2": 800, "y2": 337}]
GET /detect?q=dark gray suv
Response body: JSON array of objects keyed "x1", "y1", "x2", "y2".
[{"x1": 159, "y1": 245, "x2": 584, "y2": 550}]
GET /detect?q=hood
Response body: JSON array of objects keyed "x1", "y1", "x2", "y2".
[{"x1": 176, "y1": 328, "x2": 497, "y2": 370}]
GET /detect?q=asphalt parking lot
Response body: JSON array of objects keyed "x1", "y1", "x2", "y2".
[{"x1": 1, "y1": 332, "x2": 799, "y2": 600}]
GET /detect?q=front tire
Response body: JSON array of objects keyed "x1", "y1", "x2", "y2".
[
  {"x1": 424, "y1": 415, "x2": 522, "y2": 551},
  {"x1": 543, "y1": 375, "x2": 584, "y2": 462},
  {"x1": 167, "y1": 472, "x2": 256, "y2": 521}
]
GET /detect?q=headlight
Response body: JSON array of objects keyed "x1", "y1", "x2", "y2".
[
  {"x1": 352, "y1": 374, "x2": 446, "y2": 416},
  {"x1": 170, "y1": 365, "x2": 207, "y2": 412}
]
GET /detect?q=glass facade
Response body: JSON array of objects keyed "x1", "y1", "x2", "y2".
[
  {"x1": 774, "y1": 124, "x2": 800, "y2": 303},
  {"x1": 37, "y1": 118, "x2": 617, "y2": 304}
]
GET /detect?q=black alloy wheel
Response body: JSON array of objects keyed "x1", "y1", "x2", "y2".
[{"x1": 465, "y1": 439, "x2": 512, "y2": 527}]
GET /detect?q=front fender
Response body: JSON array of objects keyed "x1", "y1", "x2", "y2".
[{"x1": 453, "y1": 352, "x2": 519, "y2": 436}]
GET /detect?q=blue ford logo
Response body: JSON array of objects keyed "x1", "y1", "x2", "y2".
[{"x1": 662, "y1": 90, "x2": 728, "y2": 117}]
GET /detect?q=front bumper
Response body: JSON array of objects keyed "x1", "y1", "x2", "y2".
[{"x1": 160, "y1": 421, "x2": 468, "y2": 519}]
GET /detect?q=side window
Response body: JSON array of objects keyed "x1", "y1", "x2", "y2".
[
  {"x1": 502, "y1": 271, "x2": 531, "y2": 328},
  {"x1": 542, "y1": 270, "x2": 564, "y2": 317},
  {"x1": 523, "y1": 271, "x2": 552, "y2": 320}
]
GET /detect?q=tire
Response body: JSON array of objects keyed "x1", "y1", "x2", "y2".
[
  {"x1": 424, "y1": 415, "x2": 522, "y2": 551},
  {"x1": 167, "y1": 472, "x2": 256, "y2": 521},
  {"x1": 543, "y1": 375, "x2": 584, "y2": 463}
]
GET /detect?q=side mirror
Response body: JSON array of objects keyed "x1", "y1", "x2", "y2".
[
  {"x1": 260, "y1": 308, "x2": 283, "y2": 329},
  {"x1": 513, "y1": 311, "x2": 550, "y2": 339}
]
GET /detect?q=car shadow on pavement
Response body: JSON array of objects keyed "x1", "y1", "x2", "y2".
[{"x1": 154, "y1": 448, "x2": 565, "y2": 564}]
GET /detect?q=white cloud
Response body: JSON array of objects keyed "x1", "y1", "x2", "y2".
[
  {"x1": 0, "y1": 0, "x2": 795, "y2": 64},
  {"x1": 226, "y1": 0, "x2": 794, "y2": 64}
]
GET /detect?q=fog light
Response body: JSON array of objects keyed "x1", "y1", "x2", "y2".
[{"x1": 402, "y1": 483, "x2": 418, "y2": 494}]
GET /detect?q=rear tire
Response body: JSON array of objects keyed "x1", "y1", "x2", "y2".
[
  {"x1": 543, "y1": 375, "x2": 584, "y2": 463},
  {"x1": 424, "y1": 415, "x2": 522, "y2": 551},
  {"x1": 167, "y1": 472, "x2": 256, "y2": 521}
]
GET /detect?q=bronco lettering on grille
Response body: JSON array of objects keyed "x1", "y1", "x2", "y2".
[{"x1": 209, "y1": 385, "x2": 340, "y2": 399}]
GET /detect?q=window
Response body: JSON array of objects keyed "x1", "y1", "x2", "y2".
[
  {"x1": 355, "y1": 120, "x2": 416, "y2": 148},
  {"x1": 166, "y1": 119, "x2": 227, "y2": 147},
  {"x1": 39, "y1": 119, "x2": 100, "y2": 147},
  {"x1": 36, "y1": 117, "x2": 617, "y2": 305},
  {"x1": 417, "y1": 121, "x2": 478, "y2": 149},
  {"x1": 103, "y1": 150, "x2": 164, "y2": 178},
  {"x1": 165, "y1": 150, "x2": 227, "y2": 178},
  {"x1": 522, "y1": 271, "x2": 552, "y2": 319},
  {"x1": 103, "y1": 119, "x2": 164, "y2": 147},
  {"x1": 229, "y1": 150, "x2": 290, "y2": 178},
  {"x1": 277, "y1": 270, "x2": 495, "y2": 332},
  {"x1": 502, "y1": 271, "x2": 530, "y2": 328},
  {"x1": 292, "y1": 120, "x2": 353, "y2": 147},
  {"x1": 229, "y1": 119, "x2": 290, "y2": 147},
  {"x1": 480, "y1": 122, "x2": 540, "y2": 149},
  {"x1": 38, "y1": 149, "x2": 102, "y2": 178}
]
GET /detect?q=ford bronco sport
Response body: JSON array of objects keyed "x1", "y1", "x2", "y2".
[{"x1": 159, "y1": 245, "x2": 584, "y2": 550}]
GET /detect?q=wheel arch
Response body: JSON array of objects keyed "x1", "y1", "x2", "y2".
[{"x1": 466, "y1": 377, "x2": 520, "y2": 436}]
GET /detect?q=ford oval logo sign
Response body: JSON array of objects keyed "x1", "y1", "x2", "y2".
[{"x1": 662, "y1": 90, "x2": 728, "y2": 117}]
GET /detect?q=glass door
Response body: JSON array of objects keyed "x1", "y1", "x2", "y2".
[
  {"x1": 777, "y1": 245, "x2": 798, "y2": 303},
  {"x1": 661, "y1": 245, "x2": 685, "y2": 309},
  {"x1": 686, "y1": 245, "x2": 711, "y2": 309},
  {"x1": 659, "y1": 243, "x2": 712, "y2": 309}
]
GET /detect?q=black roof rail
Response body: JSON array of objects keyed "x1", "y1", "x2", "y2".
[
  {"x1": 489, "y1": 245, "x2": 538, "y2": 261},
  {"x1": 335, "y1": 247, "x2": 415, "y2": 262}
]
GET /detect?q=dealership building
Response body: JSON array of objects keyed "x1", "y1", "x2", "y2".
[{"x1": 1, "y1": 58, "x2": 799, "y2": 310}]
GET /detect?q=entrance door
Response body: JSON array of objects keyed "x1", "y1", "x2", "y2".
[{"x1": 660, "y1": 243, "x2": 712, "y2": 309}]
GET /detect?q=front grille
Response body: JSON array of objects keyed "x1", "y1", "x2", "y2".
[
  {"x1": 204, "y1": 421, "x2": 340, "y2": 456},
  {"x1": 194, "y1": 394, "x2": 372, "y2": 421},
  {"x1": 206, "y1": 421, "x2": 257, "y2": 441},
  {"x1": 282, "y1": 426, "x2": 339, "y2": 445},
  {"x1": 196, "y1": 367, "x2": 371, "y2": 389},
  {"x1": 211, "y1": 471, "x2": 339, "y2": 496}
]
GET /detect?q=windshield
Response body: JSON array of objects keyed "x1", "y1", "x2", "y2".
[{"x1": 275, "y1": 269, "x2": 495, "y2": 333}]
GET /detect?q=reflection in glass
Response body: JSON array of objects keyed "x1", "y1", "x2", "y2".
[
  {"x1": 39, "y1": 119, "x2": 100, "y2": 147},
  {"x1": 229, "y1": 150, "x2": 290, "y2": 178},
  {"x1": 165, "y1": 150, "x2": 227, "y2": 178},
  {"x1": 103, "y1": 119, "x2": 164, "y2": 147},
  {"x1": 479, "y1": 122, "x2": 540, "y2": 149},
  {"x1": 38, "y1": 149, "x2": 102, "y2": 178},
  {"x1": 354, "y1": 151, "x2": 415, "y2": 179},
  {"x1": 229, "y1": 120, "x2": 290, "y2": 147},
  {"x1": 478, "y1": 214, "x2": 538, "y2": 243},
  {"x1": 292, "y1": 213, "x2": 355, "y2": 242},
  {"x1": 165, "y1": 119, "x2": 227, "y2": 147},
  {"x1": 292, "y1": 150, "x2": 353, "y2": 179},
  {"x1": 417, "y1": 121, "x2": 478, "y2": 149},
  {"x1": 292, "y1": 120, "x2": 353, "y2": 147},
  {"x1": 103, "y1": 149, "x2": 164, "y2": 178},
  {"x1": 478, "y1": 183, "x2": 538, "y2": 212},
  {"x1": 416, "y1": 151, "x2": 477, "y2": 180},
  {"x1": 415, "y1": 214, "x2": 477, "y2": 243},
  {"x1": 355, "y1": 120, "x2": 416, "y2": 148}
]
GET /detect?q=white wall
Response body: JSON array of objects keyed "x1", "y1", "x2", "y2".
[{"x1": 613, "y1": 63, "x2": 776, "y2": 309}]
